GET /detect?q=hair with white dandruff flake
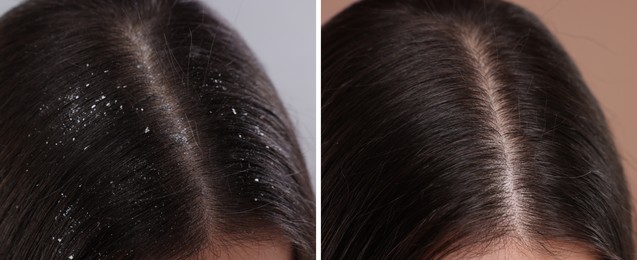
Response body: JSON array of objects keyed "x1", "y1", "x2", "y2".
[{"x1": 0, "y1": 0, "x2": 314, "y2": 259}]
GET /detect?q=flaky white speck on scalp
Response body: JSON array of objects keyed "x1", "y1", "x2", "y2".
[{"x1": 120, "y1": 17, "x2": 214, "y2": 234}]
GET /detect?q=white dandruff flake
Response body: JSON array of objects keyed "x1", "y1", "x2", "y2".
[
  {"x1": 106, "y1": 102, "x2": 111, "y2": 107},
  {"x1": 57, "y1": 238, "x2": 62, "y2": 242},
  {"x1": 91, "y1": 105, "x2": 96, "y2": 109},
  {"x1": 86, "y1": 83, "x2": 90, "y2": 87},
  {"x1": 144, "y1": 126, "x2": 150, "y2": 134},
  {"x1": 69, "y1": 255, "x2": 74, "y2": 259},
  {"x1": 100, "y1": 95, "x2": 106, "y2": 100},
  {"x1": 231, "y1": 108, "x2": 237, "y2": 115},
  {"x1": 254, "y1": 178, "x2": 259, "y2": 182}
]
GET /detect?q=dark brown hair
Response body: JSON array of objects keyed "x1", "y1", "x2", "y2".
[
  {"x1": 0, "y1": 0, "x2": 314, "y2": 259},
  {"x1": 322, "y1": 0, "x2": 631, "y2": 259}
]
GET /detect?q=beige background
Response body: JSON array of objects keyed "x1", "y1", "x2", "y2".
[{"x1": 324, "y1": 0, "x2": 637, "y2": 240}]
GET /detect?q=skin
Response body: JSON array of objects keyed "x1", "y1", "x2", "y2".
[
  {"x1": 193, "y1": 240, "x2": 293, "y2": 260},
  {"x1": 443, "y1": 241, "x2": 597, "y2": 260}
]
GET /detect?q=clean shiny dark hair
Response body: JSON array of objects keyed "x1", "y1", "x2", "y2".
[
  {"x1": 0, "y1": 0, "x2": 314, "y2": 259},
  {"x1": 322, "y1": 0, "x2": 631, "y2": 259}
]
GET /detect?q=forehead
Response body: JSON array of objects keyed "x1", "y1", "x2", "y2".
[
  {"x1": 192, "y1": 239, "x2": 292, "y2": 260},
  {"x1": 443, "y1": 241, "x2": 597, "y2": 260}
]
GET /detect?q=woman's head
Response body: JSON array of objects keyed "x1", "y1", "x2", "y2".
[
  {"x1": 322, "y1": 0, "x2": 631, "y2": 259},
  {"x1": 0, "y1": 0, "x2": 314, "y2": 259}
]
